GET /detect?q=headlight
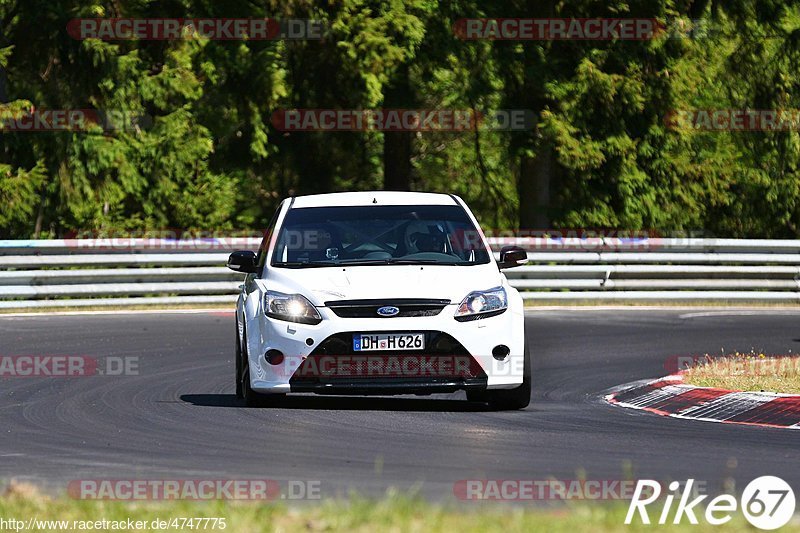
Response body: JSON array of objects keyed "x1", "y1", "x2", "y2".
[
  {"x1": 264, "y1": 291, "x2": 322, "y2": 325},
  {"x1": 454, "y1": 286, "x2": 507, "y2": 321}
]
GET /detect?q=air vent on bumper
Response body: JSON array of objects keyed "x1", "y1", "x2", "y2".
[{"x1": 324, "y1": 299, "x2": 450, "y2": 318}]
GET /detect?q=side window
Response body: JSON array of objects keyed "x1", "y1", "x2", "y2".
[{"x1": 256, "y1": 205, "x2": 282, "y2": 275}]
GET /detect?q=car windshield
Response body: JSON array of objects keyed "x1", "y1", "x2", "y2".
[{"x1": 271, "y1": 204, "x2": 492, "y2": 267}]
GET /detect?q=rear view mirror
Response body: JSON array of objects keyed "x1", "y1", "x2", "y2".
[
  {"x1": 227, "y1": 251, "x2": 258, "y2": 273},
  {"x1": 498, "y1": 246, "x2": 528, "y2": 269}
]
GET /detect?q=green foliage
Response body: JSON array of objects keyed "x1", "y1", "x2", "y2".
[
  {"x1": 0, "y1": 0, "x2": 798, "y2": 237},
  {"x1": 0, "y1": 488, "x2": 765, "y2": 533},
  {"x1": 0, "y1": 161, "x2": 46, "y2": 236}
]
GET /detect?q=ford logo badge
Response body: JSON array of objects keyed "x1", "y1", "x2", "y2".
[{"x1": 377, "y1": 306, "x2": 400, "y2": 317}]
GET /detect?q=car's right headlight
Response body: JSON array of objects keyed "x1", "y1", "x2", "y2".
[
  {"x1": 454, "y1": 286, "x2": 507, "y2": 321},
  {"x1": 263, "y1": 291, "x2": 322, "y2": 325}
]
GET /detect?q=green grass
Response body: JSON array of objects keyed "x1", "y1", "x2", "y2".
[
  {"x1": 682, "y1": 353, "x2": 800, "y2": 394},
  {"x1": 0, "y1": 485, "x2": 793, "y2": 532}
]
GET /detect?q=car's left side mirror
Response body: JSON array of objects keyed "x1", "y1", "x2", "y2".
[
  {"x1": 497, "y1": 246, "x2": 528, "y2": 269},
  {"x1": 227, "y1": 251, "x2": 258, "y2": 273}
]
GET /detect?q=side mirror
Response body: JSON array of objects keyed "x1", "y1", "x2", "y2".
[
  {"x1": 498, "y1": 246, "x2": 528, "y2": 269},
  {"x1": 227, "y1": 251, "x2": 258, "y2": 273}
]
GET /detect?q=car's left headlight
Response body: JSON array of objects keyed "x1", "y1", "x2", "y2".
[
  {"x1": 264, "y1": 291, "x2": 322, "y2": 325},
  {"x1": 454, "y1": 286, "x2": 507, "y2": 321}
]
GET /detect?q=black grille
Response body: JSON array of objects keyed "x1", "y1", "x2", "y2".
[
  {"x1": 289, "y1": 330, "x2": 486, "y2": 390},
  {"x1": 325, "y1": 299, "x2": 450, "y2": 318}
]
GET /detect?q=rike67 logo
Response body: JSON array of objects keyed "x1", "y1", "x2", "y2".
[{"x1": 626, "y1": 477, "x2": 795, "y2": 530}]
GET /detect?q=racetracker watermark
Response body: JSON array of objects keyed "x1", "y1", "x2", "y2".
[
  {"x1": 666, "y1": 109, "x2": 800, "y2": 132},
  {"x1": 270, "y1": 109, "x2": 535, "y2": 132},
  {"x1": 482, "y1": 228, "x2": 669, "y2": 252},
  {"x1": 1, "y1": 518, "x2": 227, "y2": 532},
  {"x1": 63, "y1": 229, "x2": 264, "y2": 252},
  {"x1": 286, "y1": 354, "x2": 489, "y2": 379},
  {"x1": 67, "y1": 479, "x2": 320, "y2": 500},
  {"x1": 453, "y1": 479, "x2": 692, "y2": 501},
  {"x1": 454, "y1": 17, "x2": 720, "y2": 41},
  {"x1": 664, "y1": 353, "x2": 800, "y2": 376},
  {"x1": 482, "y1": 228, "x2": 712, "y2": 252},
  {"x1": 0, "y1": 356, "x2": 138, "y2": 377},
  {"x1": 67, "y1": 18, "x2": 324, "y2": 41},
  {"x1": 454, "y1": 18, "x2": 660, "y2": 40},
  {"x1": 0, "y1": 109, "x2": 151, "y2": 132}
]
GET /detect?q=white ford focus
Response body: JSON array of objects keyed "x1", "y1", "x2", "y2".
[{"x1": 228, "y1": 191, "x2": 530, "y2": 410}]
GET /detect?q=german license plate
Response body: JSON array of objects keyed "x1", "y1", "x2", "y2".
[{"x1": 353, "y1": 333, "x2": 425, "y2": 351}]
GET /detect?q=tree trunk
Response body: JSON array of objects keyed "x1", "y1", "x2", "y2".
[
  {"x1": 34, "y1": 189, "x2": 45, "y2": 238},
  {"x1": 382, "y1": 65, "x2": 413, "y2": 190},
  {"x1": 518, "y1": 144, "x2": 552, "y2": 230},
  {"x1": 383, "y1": 130, "x2": 412, "y2": 191},
  {"x1": 296, "y1": 134, "x2": 333, "y2": 194},
  {"x1": 0, "y1": 66, "x2": 7, "y2": 102}
]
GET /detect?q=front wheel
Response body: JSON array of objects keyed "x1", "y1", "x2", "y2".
[
  {"x1": 240, "y1": 329, "x2": 285, "y2": 407},
  {"x1": 243, "y1": 366, "x2": 286, "y2": 407},
  {"x1": 486, "y1": 340, "x2": 531, "y2": 410},
  {"x1": 242, "y1": 365, "x2": 265, "y2": 407}
]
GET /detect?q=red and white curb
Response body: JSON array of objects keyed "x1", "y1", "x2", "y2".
[{"x1": 605, "y1": 374, "x2": 800, "y2": 429}]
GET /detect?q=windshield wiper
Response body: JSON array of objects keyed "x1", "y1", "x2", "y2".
[
  {"x1": 386, "y1": 259, "x2": 461, "y2": 265},
  {"x1": 332, "y1": 259, "x2": 396, "y2": 266},
  {"x1": 272, "y1": 261, "x2": 338, "y2": 268},
  {"x1": 275, "y1": 258, "x2": 476, "y2": 268},
  {"x1": 339, "y1": 258, "x2": 463, "y2": 266}
]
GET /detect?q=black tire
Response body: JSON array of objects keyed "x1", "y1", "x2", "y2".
[
  {"x1": 466, "y1": 389, "x2": 488, "y2": 403},
  {"x1": 486, "y1": 340, "x2": 531, "y2": 411},
  {"x1": 235, "y1": 322, "x2": 244, "y2": 399},
  {"x1": 242, "y1": 365, "x2": 264, "y2": 407},
  {"x1": 243, "y1": 368, "x2": 285, "y2": 407}
]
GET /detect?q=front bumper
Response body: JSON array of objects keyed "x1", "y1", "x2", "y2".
[
  {"x1": 290, "y1": 378, "x2": 488, "y2": 395},
  {"x1": 244, "y1": 303, "x2": 525, "y2": 395}
]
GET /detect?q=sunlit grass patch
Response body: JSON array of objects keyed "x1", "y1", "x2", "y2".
[
  {"x1": 0, "y1": 482, "x2": 782, "y2": 532},
  {"x1": 681, "y1": 351, "x2": 800, "y2": 394}
]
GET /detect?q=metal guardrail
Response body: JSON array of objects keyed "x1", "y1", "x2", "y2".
[{"x1": 0, "y1": 237, "x2": 798, "y2": 308}]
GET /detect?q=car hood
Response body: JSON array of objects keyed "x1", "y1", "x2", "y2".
[{"x1": 263, "y1": 263, "x2": 504, "y2": 306}]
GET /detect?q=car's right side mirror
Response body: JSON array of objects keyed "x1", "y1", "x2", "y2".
[
  {"x1": 497, "y1": 246, "x2": 528, "y2": 269},
  {"x1": 227, "y1": 251, "x2": 258, "y2": 273}
]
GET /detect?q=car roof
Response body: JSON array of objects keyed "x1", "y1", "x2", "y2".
[{"x1": 290, "y1": 191, "x2": 460, "y2": 208}]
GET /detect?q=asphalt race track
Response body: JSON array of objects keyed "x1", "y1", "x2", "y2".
[{"x1": 1, "y1": 309, "x2": 799, "y2": 500}]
